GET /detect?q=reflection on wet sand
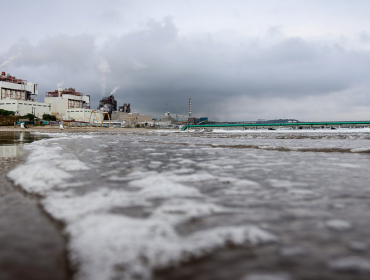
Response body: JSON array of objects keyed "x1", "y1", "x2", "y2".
[
  {"x1": 0, "y1": 131, "x2": 68, "y2": 280},
  {"x1": 0, "y1": 145, "x2": 23, "y2": 159}
]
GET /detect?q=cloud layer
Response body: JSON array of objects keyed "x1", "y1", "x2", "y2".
[{"x1": 1, "y1": 1, "x2": 370, "y2": 121}]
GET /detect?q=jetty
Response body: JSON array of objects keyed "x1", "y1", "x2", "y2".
[{"x1": 181, "y1": 121, "x2": 370, "y2": 131}]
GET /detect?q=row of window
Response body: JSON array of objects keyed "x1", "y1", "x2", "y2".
[{"x1": 0, "y1": 103, "x2": 48, "y2": 107}]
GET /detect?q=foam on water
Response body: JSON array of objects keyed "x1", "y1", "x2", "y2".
[
  {"x1": 8, "y1": 129, "x2": 370, "y2": 280},
  {"x1": 128, "y1": 174, "x2": 202, "y2": 199},
  {"x1": 68, "y1": 214, "x2": 276, "y2": 280},
  {"x1": 8, "y1": 136, "x2": 89, "y2": 194},
  {"x1": 326, "y1": 219, "x2": 352, "y2": 231},
  {"x1": 328, "y1": 256, "x2": 370, "y2": 273},
  {"x1": 7, "y1": 133, "x2": 278, "y2": 279}
]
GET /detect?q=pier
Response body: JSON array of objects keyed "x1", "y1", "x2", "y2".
[{"x1": 181, "y1": 121, "x2": 370, "y2": 131}]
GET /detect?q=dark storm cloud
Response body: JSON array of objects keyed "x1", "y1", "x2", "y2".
[
  {"x1": 2, "y1": 17, "x2": 370, "y2": 120},
  {"x1": 95, "y1": 18, "x2": 370, "y2": 117}
]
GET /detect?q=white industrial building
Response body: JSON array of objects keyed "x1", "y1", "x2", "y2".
[
  {"x1": 0, "y1": 72, "x2": 51, "y2": 117},
  {"x1": 0, "y1": 100, "x2": 50, "y2": 118},
  {"x1": 65, "y1": 108, "x2": 105, "y2": 123},
  {"x1": 45, "y1": 87, "x2": 90, "y2": 120},
  {"x1": 111, "y1": 111, "x2": 153, "y2": 124}
]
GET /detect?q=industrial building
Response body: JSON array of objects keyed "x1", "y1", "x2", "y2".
[
  {"x1": 97, "y1": 93, "x2": 117, "y2": 116},
  {"x1": 119, "y1": 103, "x2": 131, "y2": 113},
  {"x1": 99, "y1": 92, "x2": 153, "y2": 125},
  {"x1": 112, "y1": 111, "x2": 153, "y2": 125},
  {"x1": 0, "y1": 72, "x2": 51, "y2": 117},
  {"x1": 65, "y1": 108, "x2": 105, "y2": 123},
  {"x1": 45, "y1": 87, "x2": 90, "y2": 119},
  {"x1": 0, "y1": 71, "x2": 156, "y2": 126}
]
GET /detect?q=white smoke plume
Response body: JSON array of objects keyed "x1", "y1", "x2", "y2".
[
  {"x1": 0, "y1": 52, "x2": 22, "y2": 68},
  {"x1": 57, "y1": 81, "x2": 64, "y2": 90},
  {"x1": 97, "y1": 57, "x2": 111, "y2": 97},
  {"x1": 109, "y1": 86, "x2": 120, "y2": 96}
]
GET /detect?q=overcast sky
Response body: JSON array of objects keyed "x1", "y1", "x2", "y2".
[{"x1": 1, "y1": 0, "x2": 370, "y2": 121}]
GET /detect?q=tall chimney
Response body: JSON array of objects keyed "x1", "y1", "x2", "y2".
[{"x1": 189, "y1": 98, "x2": 192, "y2": 118}]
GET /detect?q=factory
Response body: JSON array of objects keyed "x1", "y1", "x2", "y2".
[
  {"x1": 45, "y1": 87, "x2": 91, "y2": 120},
  {"x1": 97, "y1": 93, "x2": 117, "y2": 116},
  {"x1": 0, "y1": 72, "x2": 51, "y2": 118},
  {"x1": 0, "y1": 71, "x2": 193, "y2": 127},
  {"x1": 98, "y1": 93, "x2": 153, "y2": 125}
]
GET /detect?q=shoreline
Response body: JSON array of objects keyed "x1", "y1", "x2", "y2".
[
  {"x1": 0, "y1": 125, "x2": 159, "y2": 133},
  {"x1": 0, "y1": 132, "x2": 69, "y2": 280}
]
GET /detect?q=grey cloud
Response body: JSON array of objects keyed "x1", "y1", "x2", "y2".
[
  {"x1": 9, "y1": 34, "x2": 96, "y2": 70},
  {"x1": 2, "y1": 17, "x2": 370, "y2": 120}
]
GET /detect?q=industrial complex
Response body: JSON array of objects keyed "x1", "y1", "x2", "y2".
[
  {"x1": 4, "y1": 71, "x2": 369, "y2": 131},
  {"x1": 0, "y1": 72, "x2": 161, "y2": 127}
]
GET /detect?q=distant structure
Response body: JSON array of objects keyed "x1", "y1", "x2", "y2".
[
  {"x1": 45, "y1": 87, "x2": 90, "y2": 120},
  {"x1": 0, "y1": 72, "x2": 38, "y2": 101},
  {"x1": 189, "y1": 98, "x2": 192, "y2": 118},
  {"x1": 0, "y1": 71, "x2": 50, "y2": 117},
  {"x1": 257, "y1": 119, "x2": 299, "y2": 124},
  {"x1": 97, "y1": 93, "x2": 117, "y2": 115},
  {"x1": 119, "y1": 103, "x2": 131, "y2": 113},
  {"x1": 164, "y1": 112, "x2": 188, "y2": 122},
  {"x1": 111, "y1": 111, "x2": 152, "y2": 125}
]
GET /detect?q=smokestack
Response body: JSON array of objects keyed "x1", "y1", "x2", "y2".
[{"x1": 189, "y1": 98, "x2": 192, "y2": 118}]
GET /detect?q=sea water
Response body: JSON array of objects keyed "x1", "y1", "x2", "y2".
[{"x1": 7, "y1": 129, "x2": 370, "y2": 280}]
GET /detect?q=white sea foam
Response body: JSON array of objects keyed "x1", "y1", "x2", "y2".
[
  {"x1": 151, "y1": 199, "x2": 228, "y2": 224},
  {"x1": 328, "y1": 256, "x2": 370, "y2": 273},
  {"x1": 326, "y1": 219, "x2": 352, "y2": 231},
  {"x1": 8, "y1": 135, "x2": 90, "y2": 194},
  {"x1": 349, "y1": 241, "x2": 368, "y2": 252},
  {"x1": 268, "y1": 179, "x2": 296, "y2": 188},
  {"x1": 42, "y1": 189, "x2": 149, "y2": 222},
  {"x1": 9, "y1": 129, "x2": 370, "y2": 280},
  {"x1": 8, "y1": 142, "x2": 70, "y2": 193},
  {"x1": 68, "y1": 214, "x2": 277, "y2": 280},
  {"x1": 129, "y1": 174, "x2": 201, "y2": 199},
  {"x1": 288, "y1": 189, "x2": 315, "y2": 196},
  {"x1": 351, "y1": 147, "x2": 370, "y2": 153},
  {"x1": 242, "y1": 273, "x2": 292, "y2": 280}
]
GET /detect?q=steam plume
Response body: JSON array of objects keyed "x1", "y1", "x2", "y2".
[
  {"x1": 97, "y1": 57, "x2": 111, "y2": 97},
  {"x1": 109, "y1": 86, "x2": 120, "y2": 96},
  {"x1": 0, "y1": 52, "x2": 22, "y2": 68},
  {"x1": 57, "y1": 81, "x2": 64, "y2": 90}
]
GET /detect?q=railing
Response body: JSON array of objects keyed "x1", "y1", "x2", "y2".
[{"x1": 181, "y1": 121, "x2": 370, "y2": 131}]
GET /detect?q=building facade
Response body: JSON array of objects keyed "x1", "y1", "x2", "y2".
[
  {"x1": 0, "y1": 72, "x2": 51, "y2": 117},
  {"x1": 45, "y1": 88, "x2": 90, "y2": 119},
  {"x1": 65, "y1": 108, "x2": 104, "y2": 123},
  {"x1": 111, "y1": 111, "x2": 153, "y2": 124}
]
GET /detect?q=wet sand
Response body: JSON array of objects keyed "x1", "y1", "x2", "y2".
[
  {"x1": 0, "y1": 132, "x2": 69, "y2": 280},
  {"x1": 0, "y1": 127, "x2": 157, "y2": 280}
]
